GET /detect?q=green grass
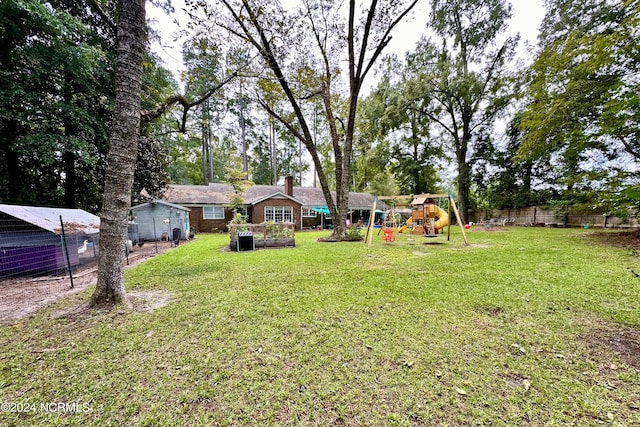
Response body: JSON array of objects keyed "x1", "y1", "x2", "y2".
[{"x1": 1, "y1": 227, "x2": 639, "y2": 426}]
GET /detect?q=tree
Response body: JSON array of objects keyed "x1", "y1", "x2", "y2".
[
  {"x1": 90, "y1": 0, "x2": 146, "y2": 306},
  {"x1": 133, "y1": 53, "x2": 182, "y2": 202},
  {"x1": 518, "y1": 0, "x2": 640, "y2": 194},
  {"x1": 407, "y1": 0, "x2": 517, "y2": 222},
  {"x1": 211, "y1": 0, "x2": 418, "y2": 239},
  {"x1": 472, "y1": 114, "x2": 558, "y2": 208},
  {"x1": 360, "y1": 57, "x2": 445, "y2": 195},
  {"x1": 0, "y1": 0, "x2": 114, "y2": 211}
]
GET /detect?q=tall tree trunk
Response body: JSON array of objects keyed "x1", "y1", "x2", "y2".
[
  {"x1": 456, "y1": 160, "x2": 470, "y2": 225},
  {"x1": 3, "y1": 122, "x2": 22, "y2": 203},
  {"x1": 63, "y1": 149, "x2": 76, "y2": 208},
  {"x1": 201, "y1": 101, "x2": 210, "y2": 185},
  {"x1": 90, "y1": 0, "x2": 145, "y2": 307}
]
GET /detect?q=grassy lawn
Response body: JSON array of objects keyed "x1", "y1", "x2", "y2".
[{"x1": 1, "y1": 227, "x2": 639, "y2": 426}]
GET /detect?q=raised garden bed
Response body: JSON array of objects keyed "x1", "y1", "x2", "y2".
[{"x1": 229, "y1": 223, "x2": 295, "y2": 251}]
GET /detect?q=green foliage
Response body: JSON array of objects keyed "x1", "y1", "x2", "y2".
[
  {"x1": 229, "y1": 212, "x2": 247, "y2": 225},
  {"x1": 359, "y1": 67, "x2": 444, "y2": 194},
  {"x1": 262, "y1": 221, "x2": 293, "y2": 238},
  {"x1": 519, "y1": 0, "x2": 640, "y2": 196},
  {"x1": 0, "y1": 0, "x2": 180, "y2": 210},
  {"x1": 595, "y1": 184, "x2": 640, "y2": 221},
  {"x1": 0, "y1": 0, "x2": 114, "y2": 210},
  {"x1": 132, "y1": 55, "x2": 180, "y2": 202},
  {"x1": 472, "y1": 114, "x2": 559, "y2": 208},
  {"x1": 366, "y1": 169, "x2": 400, "y2": 197},
  {"x1": 404, "y1": 0, "x2": 518, "y2": 219},
  {"x1": 344, "y1": 225, "x2": 364, "y2": 241}
]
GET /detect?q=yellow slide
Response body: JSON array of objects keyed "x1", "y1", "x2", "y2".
[
  {"x1": 434, "y1": 206, "x2": 449, "y2": 231},
  {"x1": 397, "y1": 216, "x2": 413, "y2": 233}
]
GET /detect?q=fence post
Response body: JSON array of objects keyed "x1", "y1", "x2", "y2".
[
  {"x1": 153, "y1": 217, "x2": 158, "y2": 253},
  {"x1": 59, "y1": 215, "x2": 75, "y2": 289}
]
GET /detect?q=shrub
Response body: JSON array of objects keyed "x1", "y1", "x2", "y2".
[{"x1": 344, "y1": 225, "x2": 364, "y2": 241}]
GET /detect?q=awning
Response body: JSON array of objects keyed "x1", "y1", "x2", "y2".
[{"x1": 311, "y1": 206, "x2": 330, "y2": 215}]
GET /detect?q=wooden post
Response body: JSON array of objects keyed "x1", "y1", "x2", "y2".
[
  {"x1": 59, "y1": 215, "x2": 75, "y2": 289},
  {"x1": 447, "y1": 198, "x2": 451, "y2": 241},
  {"x1": 449, "y1": 196, "x2": 469, "y2": 246},
  {"x1": 365, "y1": 198, "x2": 377, "y2": 247}
]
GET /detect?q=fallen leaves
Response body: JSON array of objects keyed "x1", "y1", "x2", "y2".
[{"x1": 455, "y1": 387, "x2": 467, "y2": 395}]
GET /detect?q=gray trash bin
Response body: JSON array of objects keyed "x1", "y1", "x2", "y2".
[
  {"x1": 172, "y1": 227, "x2": 181, "y2": 246},
  {"x1": 237, "y1": 231, "x2": 254, "y2": 251}
]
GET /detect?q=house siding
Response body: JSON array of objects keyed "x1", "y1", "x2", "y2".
[
  {"x1": 188, "y1": 206, "x2": 233, "y2": 233},
  {"x1": 253, "y1": 198, "x2": 302, "y2": 230},
  {"x1": 302, "y1": 215, "x2": 321, "y2": 229}
]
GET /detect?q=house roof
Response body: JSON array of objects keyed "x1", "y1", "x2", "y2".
[
  {"x1": 0, "y1": 204, "x2": 100, "y2": 235},
  {"x1": 131, "y1": 199, "x2": 190, "y2": 211},
  {"x1": 164, "y1": 183, "x2": 383, "y2": 210},
  {"x1": 163, "y1": 183, "x2": 233, "y2": 205},
  {"x1": 248, "y1": 191, "x2": 303, "y2": 206}
]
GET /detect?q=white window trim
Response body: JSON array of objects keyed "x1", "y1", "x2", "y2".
[
  {"x1": 265, "y1": 206, "x2": 293, "y2": 223},
  {"x1": 203, "y1": 205, "x2": 225, "y2": 220},
  {"x1": 302, "y1": 207, "x2": 317, "y2": 218}
]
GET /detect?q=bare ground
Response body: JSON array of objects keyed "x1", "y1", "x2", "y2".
[{"x1": 0, "y1": 240, "x2": 181, "y2": 323}]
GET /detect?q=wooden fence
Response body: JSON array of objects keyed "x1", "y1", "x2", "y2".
[{"x1": 470, "y1": 206, "x2": 638, "y2": 228}]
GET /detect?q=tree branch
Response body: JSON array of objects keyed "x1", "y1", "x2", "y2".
[
  {"x1": 361, "y1": 0, "x2": 419, "y2": 82},
  {"x1": 86, "y1": 0, "x2": 116, "y2": 33},
  {"x1": 141, "y1": 68, "x2": 242, "y2": 131}
]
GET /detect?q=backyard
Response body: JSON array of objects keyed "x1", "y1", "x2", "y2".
[{"x1": 0, "y1": 227, "x2": 639, "y2": 426}]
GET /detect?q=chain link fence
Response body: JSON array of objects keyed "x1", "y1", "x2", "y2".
[
  {"x1": 0, "y1": 212, "x2": 186, "y2": 322},
  {"x1": 0, "y1": 214, "x2": 99, "y2": 321}
]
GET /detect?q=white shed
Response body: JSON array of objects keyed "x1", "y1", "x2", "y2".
[{"x1": 130, "y1": 200, "x2": 190, "y2": 241}]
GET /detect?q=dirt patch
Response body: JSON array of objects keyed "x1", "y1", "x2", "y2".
[
  {"x1": 0, "y1": 240, "x2": 184, "y2": 323},
  {"x1": 583, "y1": 321, "x2": 640, "y2": 370},
  {"x1": 584, "y1": 230, "x2": 640, "y2": 249},
  {"x1": 606, "y1": 329, "x2": 640, "y2": 369},
  {"x1": 127, "y1": 290, "x2": 174, "y2": 312},
  {"x1": 49, "y1": 289, "x2": 175, "y2": 323}
]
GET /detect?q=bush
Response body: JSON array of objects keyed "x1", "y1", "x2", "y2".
[
  {"x1": 344, "y1": 225, "x2": 364, "y2": 241},
  {"x1": 263, "y1": 221, "x2": 293, "y2": 239}
]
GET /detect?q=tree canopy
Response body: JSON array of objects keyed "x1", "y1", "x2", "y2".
[{"x1": 3, "y1": 0, "x2": 640, "y2": 241}]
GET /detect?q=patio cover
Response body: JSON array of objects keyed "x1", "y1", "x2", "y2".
[{"x1": 311, "y1": 206, "x2": 330, "y2": 215}]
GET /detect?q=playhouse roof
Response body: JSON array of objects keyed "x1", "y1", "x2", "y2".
[{"x1": 0, "y1": 204, "x2": 100, "y2": 235}]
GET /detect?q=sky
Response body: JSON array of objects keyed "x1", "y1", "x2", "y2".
[{"x1": 148, "y1": 0, "x2": 546, "y2": 85}]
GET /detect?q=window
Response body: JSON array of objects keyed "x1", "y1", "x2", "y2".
[
  {"x1": 203, "y1": 206, "x2": 225, "y2": 220},
  {"x1": 302, "y1": 207, "x2": 317, "y2": 218},
  {"x1": 265, "y1": 206, "x2": 293, "y2": 223}
]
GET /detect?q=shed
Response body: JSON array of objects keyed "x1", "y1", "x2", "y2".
[
  {"x1": 130, "y1": 200, "x2": 190, "y2": 241},
  {"x1": 0, "y1": 204, "x2": 100, "y2": 275}
]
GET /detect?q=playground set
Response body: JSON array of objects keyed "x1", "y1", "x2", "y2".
[{"x1": 364, "y1": 194, "x2": 469, "y2": 246}]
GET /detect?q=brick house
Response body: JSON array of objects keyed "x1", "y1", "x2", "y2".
[{"x1": 163, "y1": 176, "x2": 383, "y2": 232}]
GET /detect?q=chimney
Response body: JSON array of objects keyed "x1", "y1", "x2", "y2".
[{"x1": 284, "y1": 175, "x2": 294, "y2": 196}]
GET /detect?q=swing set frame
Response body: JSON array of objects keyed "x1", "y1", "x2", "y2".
[{"x1": 364, "y1": 194, "x2": 469, "y2": 247}]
